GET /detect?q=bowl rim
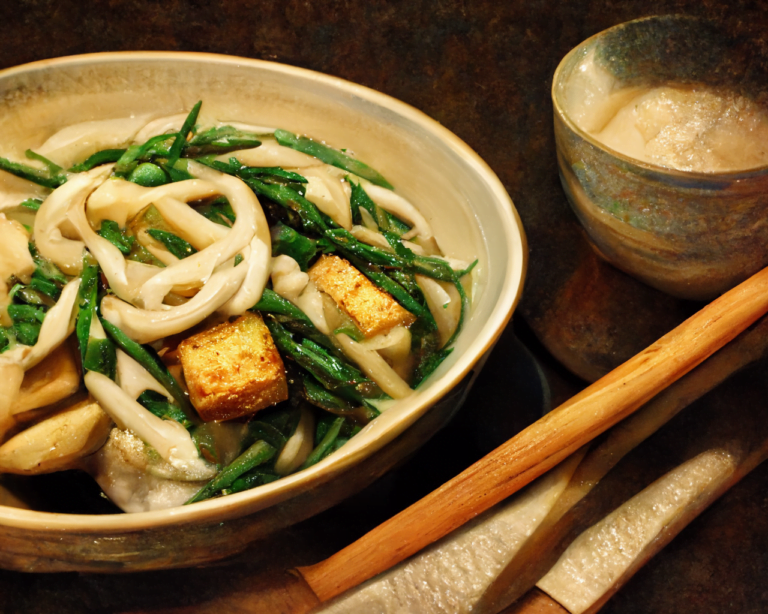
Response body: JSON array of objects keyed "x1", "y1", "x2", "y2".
[
  {"x1": 551, "y1": 14, "x2": 768, "y2": 181},
  {"x1": 0, "y1": 50, "x2": 528, "y2": 532}
]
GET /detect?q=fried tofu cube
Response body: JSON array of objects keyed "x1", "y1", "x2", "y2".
[
  {"x1": 178, "y1": 312, "x2": 288, "y2": 422},
  {"x1": 308, "y1": 254, "x2": 416, "y2": 338}
]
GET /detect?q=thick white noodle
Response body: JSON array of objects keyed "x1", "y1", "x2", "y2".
[
  {"x1": 270, "y1": 255, "x2": 332, "y2": 335},
  {"x1": 34, "y1": 166, "x2": 111, "y2": 274},
  {"x1": 116, "y1": 350, "x2": 174, "y2": 402},
  {"x1": 218, "y1": 235, "x2": 271, "y2": 316},
  {"x1": 302, "y1": 166, "x2": 353, "y2": 229},
  {"x1": 416, "y1": 274, "x2": 461, "y2": 348},
  {"x1": 349, "y1": 225, "x2": 393, "y2": 250},
  {"x1": 84, "y1": 371, "x2": 214, "y2": 478},
  {"x1": 335, "y1": 333, "x2": 412, "y2": 399},
  {"x1": 136, "y1": 163, "x2": 259, "y2": 310},
  {"x1": 271, "y1": 255, "x2": 309, "y2": 301},
  {"x1": 274, "y1": 406, "x2": 315, "y2": 476},
  {"x1": 363, "y1": 182, "x2": 433, "y2": 241},
  {"x1": 86, "y1": 178, "x2": 219, "y2": 228},
  {"x1": 101, "y1": 264, "x2": 247, "y2": 344},
  {"x1": 37, "y1": 115, "x2": 152, "y2": 169},
  {"x1": 12, "y1": 279, "x2": 81, "y2": 371},
  {"x1": 224, "y1": 141, "x2": 324, "y2": 168},
  {"x1": 153, "y1": 195, "x2": 229, "y2": 249},
  {"x1": 132, "y1": 114, "x2": 187, "y2": 143}
]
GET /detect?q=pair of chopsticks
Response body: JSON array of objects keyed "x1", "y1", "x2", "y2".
[{"x1": 261, "y1": 265, "x2": 768, "y2": 612}]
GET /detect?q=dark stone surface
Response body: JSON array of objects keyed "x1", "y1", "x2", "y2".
[{"x1": 1, "y1": 1, "x2": 768, "y2": 612}]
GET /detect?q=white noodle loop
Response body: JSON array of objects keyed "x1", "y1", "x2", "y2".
[
  {"x1": 101, "y1": 263, "x2": 247, "y2": 344},
  {"x1": 225, "y1": 140, "x2": 324, "y2": 168},
  {"x1": 302, "y1": 166, "x2": 352, "y2": 230},
  {"x1": 34, "y1": 166, "x2": 111, "y2": 275}
]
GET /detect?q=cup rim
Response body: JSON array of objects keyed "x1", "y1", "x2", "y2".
[{"x1": 551, "y1": 15, "x2": 768, "y2": 181}]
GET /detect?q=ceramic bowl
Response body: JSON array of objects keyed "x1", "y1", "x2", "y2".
[
  {"x1": 0, "y1": 52, "x2": 526, "y2": 572},
  {"x1": 553, "y1": 16, "x2": 768, "y2": 301}
]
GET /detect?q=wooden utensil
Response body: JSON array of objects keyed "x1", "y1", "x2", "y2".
[{"x1": 257, "y1": 265, "x2": 768, "y2": 612}]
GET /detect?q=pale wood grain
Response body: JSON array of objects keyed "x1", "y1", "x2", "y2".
[{"x1": 298, "y1": 265, "x2": 768, "y2": 602}]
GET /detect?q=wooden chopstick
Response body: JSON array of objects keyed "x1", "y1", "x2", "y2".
[
  {"x1": 502, "y1": 588, "x2": 570, "y2": 614},
  {"x1": 294, "y1": 266, "x2": 768, "y2": 605}
]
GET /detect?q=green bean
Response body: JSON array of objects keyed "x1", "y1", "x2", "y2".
[
  {"x1": 443, "y1": 277, "x2": 469, "y2": 350},
  {"x1": 264, "y1": 317, "x2": 378, "y2": 402},
  {"x1": 12, "y1": 322, "x2": 41, "y2": 346},
  {"x1": 9, "y1": 283, "x2": 54, "y2": 307},
  {"x1": 102, "y1": 318, "x2": 194, "y2": 416},
  {"x1": 251, "y1": 288, "x2": 313, "y2": 323},
  {"x1": 255, "y1": 404, "x2": 302, "y2": 439},
  {"x1": 7, "y1": 303, "x2": 45, "y2": 324},
  {"x1": 83, "y1": 338, "x2": 117, "y2": 380},
  {"x1": 246, "y1": 421, "x2": 288, "y2": 450},
  {"x1": 349, "y1": 179, "x2": 409, "y2": 234},
  {"x1": 127, "y1": 242, "x2": 166, "y2": 267},
  {"x1": 167, "y1": 100, "x2": 202, "y2": 167},
  {"x1": 29, "y1": 277, "x2": 61, "y2": 302},
  {"x1": 147, "y1": 229, "x2": 197, "y2": 259},
  {"x1": 302, "y1": 377, "x2": 380, "y2": 423},
  {"x1": 0, "y1": 327, "x2": 15, "y2": 353},
  {"x1": 237, "y1": 166, "x2": 307, "y2": 184},
  {"x1": 195, "y1": 196, "x2": 236, "y2": 227},
  {"x1": 69, "y1": 148, "x2": 126, "y2": 172},
  {"x1": 25, "y1": 149, "x2": 63, "y2": 177},
  {"x1": 114, "y1": 133, "x2": 178, "y2": 177},
  {"x1": 127, "y1": 162, "x2": 168, "y2": 187},
  {"x1": 0, "y1": 156, "x2": 65, "y2": 189},
  {"x1": 271, "y1": 222, "x2": 317, "y2": 270},
  {"x1": 273, "y1": 129, "x2": 393, "y2": 189},
  {"x1": 137, "y1": 390, "x2": 194, "y2": 430},
  {"x1": 223, "y1": 469, "x2": 280, "y2": 495},
  {"x1": 74, "y1": 257, "x2": 117, "y2": 379},
  {"x1": 7, "y1": 303, "x2": 45, "y2": 345},
  {"x1": 269, "y1": 312, "x2": 344, "y2": 358},
  {"x1": 300, "y1": 416, "x2": 345, "y2": 469},
  {"x1": 191, "y1": 422, "x2": 220, "y2": 465},
  {"x1": 192, "y1": 195, "x2": 233, "y2": 221},
  {"x1": 97, "y1": 220, "x2": 135, "y2": 255},
  {"x1": 186, "y1": 440, "x2": 276, "y2": 504},
  {"x1": 75, "y1": 256, "x2": 100, "y2": 364},
  {"x1": 29, "y1": 243, "x2": 69, "y2": 285},
  {"x1": 412, "y1": 347, "x2": 453, "y2": 388},
  {"x1": 184, "y1": 125, "x2": 262, "y2": 156},
  {"x1": 19, "y1": 198, "x2": 42, "y2": 211},
  {"x1": 160, "y1": 159, "x2": 196, "y2": 182},
  {"x1": 245, "y1": 176, "x2": 329, "y2": 234}
]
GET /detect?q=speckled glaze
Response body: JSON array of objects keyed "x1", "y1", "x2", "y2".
[
  {"x1": 0, "y1": 52, "x2": 526, "y2": 572},
  {"x1": 553, "y1": 16, "x2": 768, "y2": 301}
]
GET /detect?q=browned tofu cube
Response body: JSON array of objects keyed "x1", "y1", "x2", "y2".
[
  {"x1": 178, "y1": 312, "x2": 288, "y2": 422},
  {"x1": 308, "y1": 254, "x2": 416, "y2": 338}
]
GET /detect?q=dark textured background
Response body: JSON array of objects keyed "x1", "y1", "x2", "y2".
[{"x1": 1, "y1": 1, "x2": 768, "y2": 612}]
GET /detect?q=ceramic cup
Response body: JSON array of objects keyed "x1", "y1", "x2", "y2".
[{"x1": 553, "y1": 15, "x2": 768, "y2": 301}]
